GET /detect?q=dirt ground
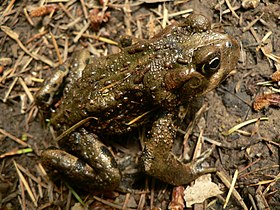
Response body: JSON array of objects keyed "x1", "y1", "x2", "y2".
[{"x1": 0, "y1": 0, "x2": 279, "y2": 209}]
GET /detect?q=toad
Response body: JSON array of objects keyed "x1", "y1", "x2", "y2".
[{"x1": 35, "y1": 14, "x2": 240, "y2": 191}]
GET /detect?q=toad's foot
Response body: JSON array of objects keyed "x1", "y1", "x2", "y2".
[{"x1": 41, "y1": 128, "x2": 121, "y2": 191}]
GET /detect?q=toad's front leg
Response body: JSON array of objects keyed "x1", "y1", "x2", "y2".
[
  {"x1": 35, "y1": 50, "x2": 90, "y2": 110},
  {"x1": 140, "y1": 113, "x2": 216, "y2": 186}
]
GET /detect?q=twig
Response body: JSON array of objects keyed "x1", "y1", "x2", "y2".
[
  {"x1": 3, "y1": 0, "x2": 16, "y2": 16},
  {"x1": 50, "y1": 32, "x2": 63, "y2": 64},
  {"x1": 223, "y1": 170, "x2": 239, "y2": 209},
  {"x1": 222, "y1": 117, "x2": 269, "y2": 136},
  {"x1": 14, "y1": 160, "x2": 38, "y2": 207},
  {"x1": 93, "y1": 195, "x2": 135, "y2": 210},
  {"x1": 217, "y1": 171, "x2": 248, "y2": 210},
  {"x1": 79, "y1": 0, "x2": 89, "y2": 19},
  {"x1": 73, "y1": 32, "x2": 118, "y2": 45},
  {"x1": 3, "y1": 77, "x2": 18, "y2": 102},
  {"x1": 225, "y1": 0, "x2": 239, "y2": 19},
  {"x1": 19, "y1": 77, "x2": 34, "y2": 103},
  {"x1": 243, "y1": 13, "x2": 264, "y2": 32},
  {"x1": 23, "y1": 7, "x2": 34, "y2": 26},
  {"x1": 59, "y1": 2, "x2": 75, "y2": 20},
  {"x1": 0, "y1": 26, "x2": 55, "y2": 67},
  {"x1": 73, "y1": 21, "x2": 91, "y2": 43},
  {"x1": 0, "y1": 128, "x2": 29, "y2": 147}
]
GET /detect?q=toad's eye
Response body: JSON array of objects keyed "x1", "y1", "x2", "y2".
[
  {"x1": 201, "y1": 56, "x2": 220, "y2": 74},
  {"x1": 195, "y1": 50, "x2": 221, "y2": 77}
]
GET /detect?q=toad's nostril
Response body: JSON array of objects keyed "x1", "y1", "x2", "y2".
[{"x1": 226, "y1": 40, "x2": 233, "y2": 48}]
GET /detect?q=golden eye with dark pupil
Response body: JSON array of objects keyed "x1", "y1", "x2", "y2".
[{"x1": 202, "y1": 57, "x2": 220, "y2": 75}]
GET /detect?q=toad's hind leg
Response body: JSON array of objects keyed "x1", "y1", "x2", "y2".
[{"x1": 41, "y1": 128, "x2": 121, "y2": 191}]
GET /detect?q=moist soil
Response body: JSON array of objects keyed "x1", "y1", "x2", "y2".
[{"x1": 0, "y1": 0, "x2": 279, "y2": 209}]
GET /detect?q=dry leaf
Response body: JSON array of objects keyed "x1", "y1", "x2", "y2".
[{"x1": 184, "y1": 174, "x2": 222, "y2": 207}]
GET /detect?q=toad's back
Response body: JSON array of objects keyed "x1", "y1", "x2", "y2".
[{"x1": 50, "y1": 16, "x2": 240, "y2": 136}]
